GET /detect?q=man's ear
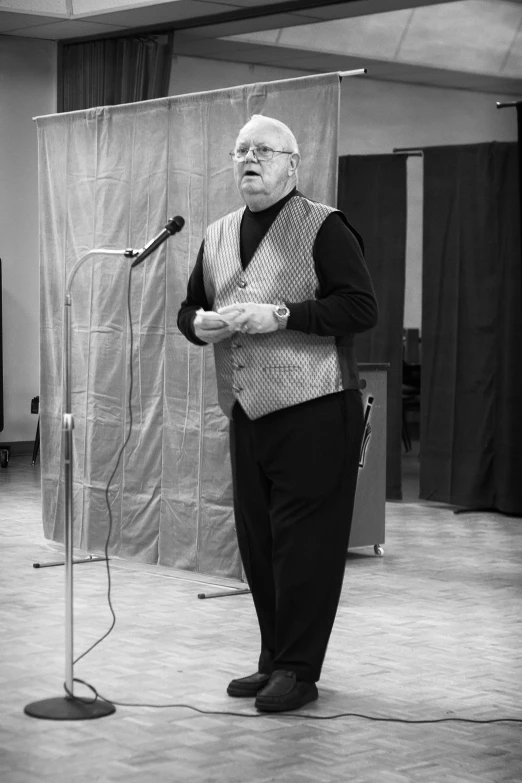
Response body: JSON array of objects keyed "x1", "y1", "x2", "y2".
[{"x1": 288, "y1": 152, "x2": 300, "y2": 176}]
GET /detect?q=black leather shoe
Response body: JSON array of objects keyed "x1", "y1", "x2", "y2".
[
  {"x1": 255, "y1": 670, "x2": 318, "y2": 712},
  {"x1": 227, "y1": 671, "x2": 271, "y2": 697}
]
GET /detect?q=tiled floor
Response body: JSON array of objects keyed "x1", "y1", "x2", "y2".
[{"x1": 1, "y1": 452, "x2": 521, "y2": 783}]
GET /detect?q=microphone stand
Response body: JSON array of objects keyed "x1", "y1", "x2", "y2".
[{"x1": 25, "y1": 218, "x2": 184, "y2": 721}]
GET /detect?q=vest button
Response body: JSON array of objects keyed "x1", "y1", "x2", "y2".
[
  {"x1": 233, "y1": 385, "x2": 243, "y2": 393},
  {"x1": 237, "y1": 279, "x2": 247, "y2": 289},
  {"x1": 232, "y1": 362, "x2": 245, "y2": 370},
  {"x1": 231, "y1": 342, "x2": 241, "y2": 349}
]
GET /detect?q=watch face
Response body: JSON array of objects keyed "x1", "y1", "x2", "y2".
[{"x1": 276, "y1": 306, "x2": 289, "y2": 317}]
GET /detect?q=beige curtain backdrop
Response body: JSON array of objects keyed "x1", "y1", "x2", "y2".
[{"x1": 37, "y1": 73, "x2": 340, "y2": 579}]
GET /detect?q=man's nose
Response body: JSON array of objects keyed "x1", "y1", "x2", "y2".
[{"x1": 244, "y1": 147, "x2": 257, "y2": 162}]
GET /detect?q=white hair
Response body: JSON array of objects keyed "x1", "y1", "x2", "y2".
[{"x1": 240, "y1": 114, "x2": 300, "y2": 155}]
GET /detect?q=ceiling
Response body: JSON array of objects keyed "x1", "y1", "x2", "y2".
[
  {"x1": 0, "y1": 0, "x2": 465, "y2": 39},
  {"x1": 0, "y1": 0, "x2": 521, "y2": 95}
]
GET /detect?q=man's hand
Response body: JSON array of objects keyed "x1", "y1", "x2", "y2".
[
  {"x1": 193, "y1": 308, "x2": 243, "y2": 344},
  {"x1": 218, "y1": 303, "x2": 278, "y2": 335}
]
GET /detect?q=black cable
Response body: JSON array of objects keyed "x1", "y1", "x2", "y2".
[
  {"x1": 63, "y1": 265, "x2": 522, "y2": 726},
  {"x1": 64, "y1": 678, "x2": 98, "y2": 705},
  {"x1": 91, "y1": 693, "x2": 522, "y2": 723},
  {"x1": 72, "y1": 267, "x2": 134, "y2": 668}
]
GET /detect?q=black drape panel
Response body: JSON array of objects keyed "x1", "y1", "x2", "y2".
[
  {"x1": 58, "y1": 33, "x2": 174, "y2": 112},
  {"x1": 421, "y1": 143, "x2": 522, "y2": 514},
  {"x1": 518, "y1": 105, "x2": 522, "y2": 262},
  {"x1": 338, "y1": 155, "x2": 407, "y2": 500}
]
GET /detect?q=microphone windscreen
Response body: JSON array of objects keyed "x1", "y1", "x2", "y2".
[{"x1": 167, "y1": 215, "x2": 185, "y2": 234}]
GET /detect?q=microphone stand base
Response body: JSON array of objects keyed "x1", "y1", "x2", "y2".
[{"x1": 24, "y1": 696, "x2": 116, "y2": 721}]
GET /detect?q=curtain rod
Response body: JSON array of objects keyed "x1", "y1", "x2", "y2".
[
  {"x1": 496, "y1": 101, "x2": 521, "y2": 109},
  {"x1": 339, "y1": 69, "x2": 367, "y2": 78},
  {"x1": 33, "y1": 69, "x2": 369, "y2": 121},
  {"x1": 393, "y1": 147, "x2": 423, "y2": 156}
]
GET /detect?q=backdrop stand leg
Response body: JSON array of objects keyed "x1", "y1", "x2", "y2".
[
  {"x1": 33, "y1": 556, "x2": 109, "y2": 569},
  {"x1": 197, "y1": 588, "x2": 251, "y2": 599}
]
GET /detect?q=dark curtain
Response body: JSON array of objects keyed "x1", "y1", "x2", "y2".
[
  {"x1": 518, "y1": 106, "x2": 522, "y2": 262},
  {"x1": 338, "y1": 155, "x2": 407, "y2": 500},
  {"x1": 421, "y1": 143, "x2": 522, "y2": 514},
  {"x1": 58, "y1": 33, "x2": 174, "y2": 112}
]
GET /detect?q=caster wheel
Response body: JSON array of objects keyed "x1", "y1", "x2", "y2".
[
  {"x1": 0, "y1": 449, "x2": 9, "y2": 469},
  {"x1": 374, "y1": 545, "x2": 384, "y2": 557}
]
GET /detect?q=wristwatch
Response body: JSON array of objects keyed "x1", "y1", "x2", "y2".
[{"x1": 273, "y1": 304, "x2": 290, "y2": 329}]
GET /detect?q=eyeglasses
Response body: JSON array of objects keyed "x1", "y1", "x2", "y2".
[{"x1": 229, "y1": 145, "x2": 293, "y2": 162}]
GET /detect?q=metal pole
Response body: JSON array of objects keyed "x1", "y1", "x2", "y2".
[
  {"x1": 63, "y1": 249, "x2": 131, "y2": 698},
  {"x1": 25, "y1": 247, "x2": 133, "y2": 721},
  {"x1": 393, "y1": 147, "x2": 423, "y2": 156},
  {"x1": 64, "y1": 292, "x2": 74, "y2": 697}
]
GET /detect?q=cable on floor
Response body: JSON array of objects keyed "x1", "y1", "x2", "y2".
[{"x1": 62, "y1": 682, "x2": 522, "y2": 723}]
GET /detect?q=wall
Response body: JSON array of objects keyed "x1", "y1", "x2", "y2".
[
  {"x1": 0, "y1": 36, "x2": 57, "y2": 445},
  {"x1": 169, "y1": 55, "x2": 307, "y2": 97},
  {"x1": 169, "y1": 55, "x2": 518, "y2": 330}
]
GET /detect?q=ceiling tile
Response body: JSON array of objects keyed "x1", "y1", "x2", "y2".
[
  {"x1": 501, "y1": 23, "x2": 522, "y2": 76},
  {"x1": 223, "y1": 11, "x2": 414, "y2": 59},
  {"x1": 291, "y1": 0, "x2": 462, "y2": 21},
  {"x1": 0, "y1": 11, "x2": 58, "y2": 32},
  {"x1": 181, "y1": 11, "x2": 314, "y2": 37},
  {"x1": 398, "y1": 0, "x2": 522, "y2": 73},
  {"x1": 211, "y1": 40, "x2": 522, "y2": 94},
  {"x1": 219, "y1": 27, "x2": 280, "y2": 43},
  {"x1": 279, "y1": 12, "x2": 413, "y2": 58},
  {"x1": 222, "y1": 1, "x2": 522, "y2": 80},
  {"x1": 83, "y1": 0, "x2": 236, "y2": 25},
  {"x1": 70, "y1": 0, "x2": 178, "y2": 13},
  {"x1": 0, "y1": 0, "x2": 66, "y2": 13},
  {"x1": 174, "y1": 33, "x2": 261, "y2": 55}
]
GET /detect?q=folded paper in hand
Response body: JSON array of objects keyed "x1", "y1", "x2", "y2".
[{"x1": 198, "y1": 308, "x2": 243, "y2": 330}]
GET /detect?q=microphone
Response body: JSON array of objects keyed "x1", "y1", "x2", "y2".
[{"x1": 131, "y1": 216, "x2": 185, "y2": 268}]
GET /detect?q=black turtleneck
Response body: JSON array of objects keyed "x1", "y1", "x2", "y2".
[
  {"x1": 240, "y1": 188, "x2": 296, "y2": 269},
  {"x1": 177, "y1": 189, "x2": 378, "y2": 345}
]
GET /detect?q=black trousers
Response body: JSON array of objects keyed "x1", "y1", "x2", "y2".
[{"x1": 230, "y1": 389, "x2": 364, "y2": 683}]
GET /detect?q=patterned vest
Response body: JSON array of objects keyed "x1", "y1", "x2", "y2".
[{"x1": 202, "y1": 194, "x2": 359, "y2": 420}]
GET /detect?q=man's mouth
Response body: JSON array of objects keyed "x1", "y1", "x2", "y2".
[{"x1": 243, "y1": 170, "x2": 260, "y2": 177}]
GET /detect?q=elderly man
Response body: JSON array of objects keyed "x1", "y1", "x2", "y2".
[{"x1": 177, "y1": 115, "x2": 378, "y2": 712}]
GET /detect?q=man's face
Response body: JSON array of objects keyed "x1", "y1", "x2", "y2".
[{"x1": 233, "y1": 119, "x2": 297, "y2": 209}]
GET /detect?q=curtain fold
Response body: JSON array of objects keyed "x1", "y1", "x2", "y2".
[
  {"x1": 338, "y1": 154, "x2": 407, "y2": 500},
  {"x1": 37, "y1": 73, "x2": 341, "y2": 577},
  {"x1": 58, "y1": 33, "x2": 174, "y2": 112},
  {"x1": 420, "y1": 142, "x2": 522, "y2": 514}
]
